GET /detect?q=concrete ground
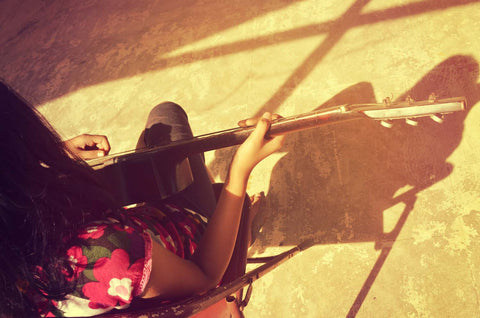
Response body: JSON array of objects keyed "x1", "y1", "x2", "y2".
[{"x1": 1, "y1": 0, "x2": 480, "y2": 317}]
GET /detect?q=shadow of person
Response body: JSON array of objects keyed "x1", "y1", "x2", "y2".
[{"x1": 249, "y1": 55, "x2": 480, "y2": 255}]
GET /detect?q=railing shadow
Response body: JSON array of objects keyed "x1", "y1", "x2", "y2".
[{"x1": 1, "y1": 0, "x2": 478, "y2": 105}]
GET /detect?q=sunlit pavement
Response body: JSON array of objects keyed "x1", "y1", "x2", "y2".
[{"x1": 1, "y1": 1, "x2": 480, "y2": 317}]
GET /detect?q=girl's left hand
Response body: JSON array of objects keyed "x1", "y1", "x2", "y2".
[
  {"x1": 64, "y1": 134, "x2": 111, "y2": 160},
  {"x1": 231, "y1": 112, "x2": 285, "y2": 177}
]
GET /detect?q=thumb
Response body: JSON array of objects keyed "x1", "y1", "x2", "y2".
[
  {"x1": 79, "y1": 149, "x2": 106, "y2": 160},
  {"x1": 249, "y1": 112, "x2": 272, "y2": 141}
]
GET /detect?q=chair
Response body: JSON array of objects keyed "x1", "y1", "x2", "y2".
[
  {"x1": 92, "y1": 184, "x2": 313, "y2": 318},
  {"x1": 94, "y1": 243, "x2": 311, "y2": 318}
]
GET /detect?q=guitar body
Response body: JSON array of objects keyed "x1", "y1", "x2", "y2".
[{"x1": 94, "y1": 153, "x2": 193, "y2": 206}]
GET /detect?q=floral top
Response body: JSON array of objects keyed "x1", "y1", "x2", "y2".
[{"x1": 39, "y1": 203, "x2": 207, "y2": 317}]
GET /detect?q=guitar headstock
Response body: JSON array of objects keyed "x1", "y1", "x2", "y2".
[{"x1": 355, "y1": 94, "x2": 466, "y2": 128}]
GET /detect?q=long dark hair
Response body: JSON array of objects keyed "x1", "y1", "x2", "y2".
[{"x1": 0, "y1": 80, "x2": 118, "y2": 317}]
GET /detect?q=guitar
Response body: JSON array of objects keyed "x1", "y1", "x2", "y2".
[{"x1": 88, "y1": 95, "x2": 466, "y2": 206}]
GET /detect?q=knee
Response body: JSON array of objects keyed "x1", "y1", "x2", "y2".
[{"x1": 149, "y1": 101, "x2": 188, "y2": 119}]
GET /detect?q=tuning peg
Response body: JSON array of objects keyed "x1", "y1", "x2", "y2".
[
  {"x1": 428, "y1": 93, "x2": 438, "y2": 103},
  {"x1": 405, "y1": 95, "x2": 415, "y2": 105},
  {"x1": 383, "y1": 96, "x2": 392, "y2": 107},
  {"x1": 405, "y1": 118, "x2": 418, "y2": 126},
  {"x1": 380, "y1": 120, "x2": 393, "y2": 128},
  {"x1": 430, "y1": 113, "x2": 444, "y2": 124}
]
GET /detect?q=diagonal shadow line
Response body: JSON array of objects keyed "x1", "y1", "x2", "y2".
[
  {"x1": 255, "y1": 0, "x2": 371, "y2": 116},
  {"x1": 346, "y1": 188, "x2": 420, "y2": 318},
  {"x1": 357, "y1": 0, "x2": 478, "y2": 25},
  {"x1": 346, "y1": 171, "x2": 448, "y2": 317},
  {"x1": 154, "y1": 0, "x2": 478, "y2": 72}
]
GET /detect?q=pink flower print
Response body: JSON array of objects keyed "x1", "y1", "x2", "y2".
[
  {"x1": 66, "y1": 246, "x2": 87, "y2": 279},
  {"x1": 112, "y1": 224, "x2": 135, "y2": 234},
  {"x1": 79, "y1": 224, "x2": 107, "y2": 240},
  {"x1": 82, "y1": 249, "x2": 144, "y2": 309}
]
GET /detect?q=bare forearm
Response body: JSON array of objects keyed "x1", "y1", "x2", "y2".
[
  {"x1": 192, "y1": 161, "x2": 249, "y2": 284},
  {"x1": 191, "y1": 114, "x2": 283, "y2": 285}
]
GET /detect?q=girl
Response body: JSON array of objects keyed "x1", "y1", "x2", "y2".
[{"x1": 0, "y1": 80, "x2": 284, "y2": 317}]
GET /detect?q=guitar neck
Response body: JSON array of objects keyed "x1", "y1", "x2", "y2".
[
  {"x1": 88, "y1": 97, "x2": 465, "y2": 170},
  {"x1": 161, "y1": 107, "x2": 358, "y2": 152},
  {"x1": 88, "y1": 106, "x2": 360, "y2": 169}
]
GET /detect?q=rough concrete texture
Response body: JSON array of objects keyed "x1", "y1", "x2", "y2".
[{"x1": 1, "y1": 0, "x2": 480, "y2": 317}]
